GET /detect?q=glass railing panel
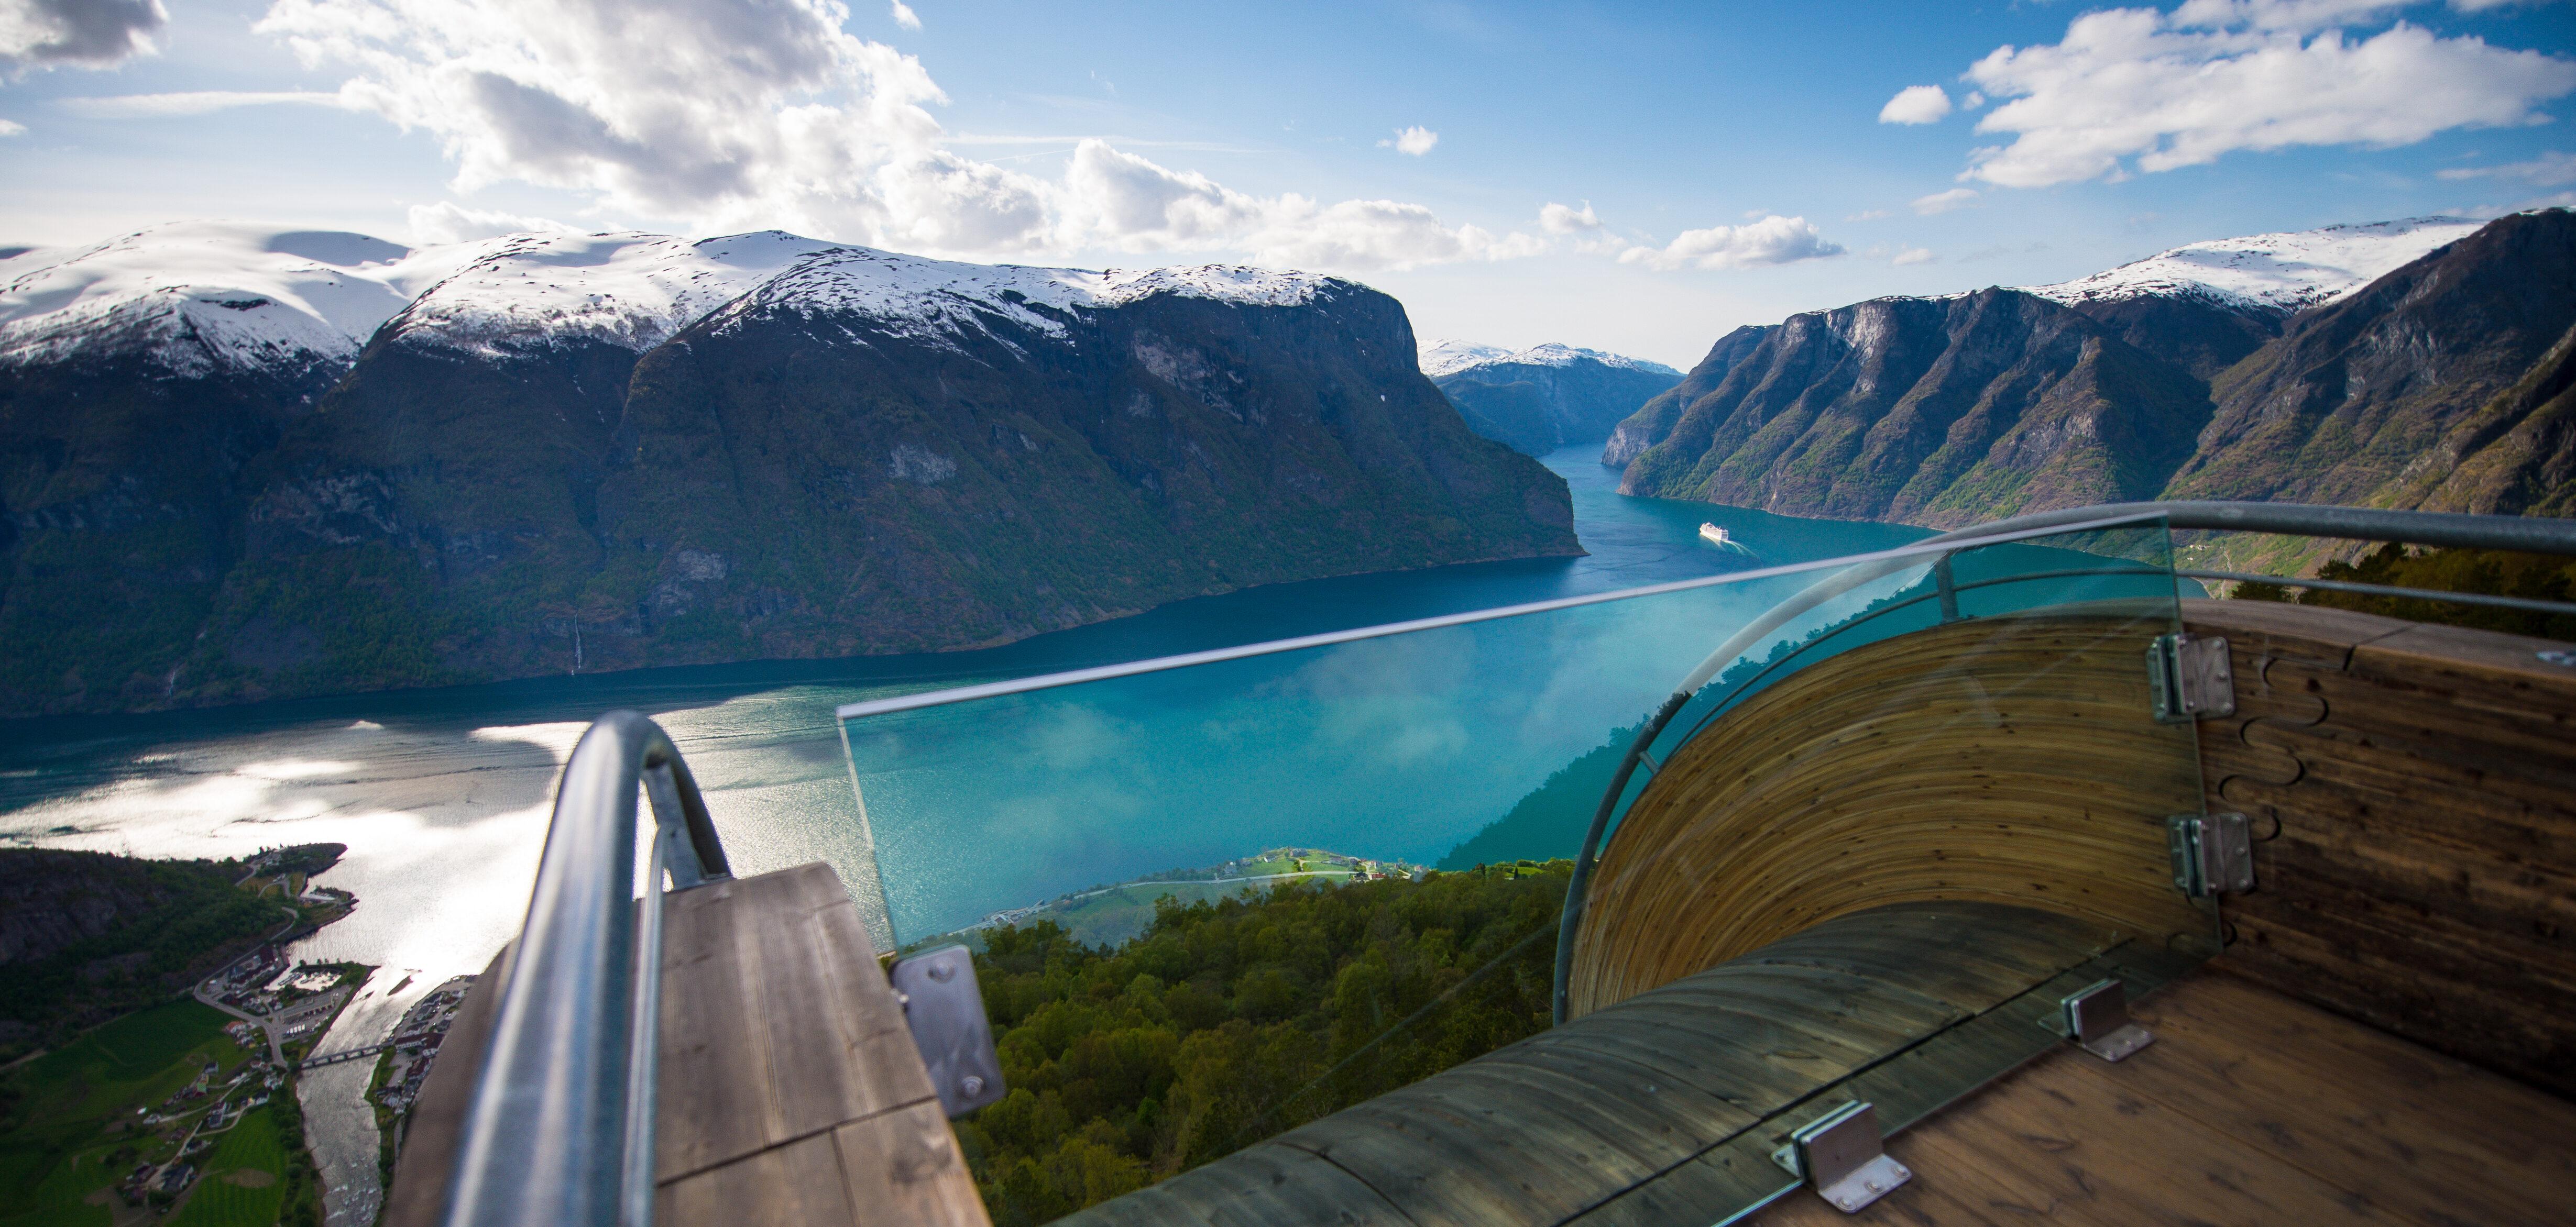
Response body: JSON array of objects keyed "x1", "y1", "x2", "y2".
[{"x1": 836, "y1": 513, "x2": 2216, "y2": 1222}]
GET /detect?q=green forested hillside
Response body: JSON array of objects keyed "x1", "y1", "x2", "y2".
[
  {"x1": 959, "y1": 863, "x2": 1568, "y2": 1224},
  {"x1": 2230, "y1": 544, "x2": 2576, "y2": 641}
]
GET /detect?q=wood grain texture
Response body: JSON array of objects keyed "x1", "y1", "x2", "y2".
[
  {"x1": 1061, "y1": 902, "x2": 2115, "y2": 1227},
  {"x1": 1744, "y1": 970, "x2": 2576, "y2": 1227},
  {"x1": 1570, "y1": 611, "x2": 2215, "y2": 1019},
  {"x1": 385, "y1": 862, "x2": 986, "y2": 1227},
  {"x1": 2184, "y1": 599, "x2": 2576, "y2": 1098}
]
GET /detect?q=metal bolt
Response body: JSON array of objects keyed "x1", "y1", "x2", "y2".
[
  {"x1": 1866, "y1": 1180, "x2": 1882, "y2": 1192},
  {"x1": 927, "y1": 961, "x2": 956, "y2": 983},
  {"x1": 960, "y1": 1075, "x2": 985, "y2": 1097}
]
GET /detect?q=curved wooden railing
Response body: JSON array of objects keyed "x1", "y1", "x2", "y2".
[{"x1": 1564, "y1": 608, "x2": 2214, "y2": 1020}]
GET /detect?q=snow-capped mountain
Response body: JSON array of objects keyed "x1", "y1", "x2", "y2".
[
  {"x1": 1421, "y1": 339, "x2": 1684, "y2": 455},
  {"x1": 1417, "y1": 339, "x2": 1679, "y2": 380},
  {"x1": 383, "y1": 229, "x2": 1339, "y2": 361},
  {"x1": 2020, "y1": 216, "x2": 2482, "y2": 315},
  {"x1": 0, "y1": 222, "x2": 488, "y2": 377},
  {"x1": 1, "y1": 222, "x2": 1346, "y2": 377},
  {"x1": 1418, "y1": 339, "x2": 1513, "y2": 378},
  {"x1": 0, "y1": 220, "x2": 1574, "y2": 716}
]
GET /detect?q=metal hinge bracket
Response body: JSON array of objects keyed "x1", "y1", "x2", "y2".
[
  {"x1": 889, "y1": 944, "x2": 1007, "y2": 1117},
  {"x1": 2147, "y1": 632, "x2": 2234, "y2": 722},
  {"x1": 2043, "y1": 978, "x2": 2156, "y2": 1062},
  {"x1": 2167, "y1": 811, "x2": 2254, "y2": 898},
  {"x1": 1769, "y1": 1101, "x2": 1912, "y2": 1214}
]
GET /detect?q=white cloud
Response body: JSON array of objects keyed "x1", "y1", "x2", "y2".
[
  {"x1": 1879, "y1": 84, "x2": 1954, "y2": 125},
  {"x1": 249, "y1": 0, "x2": 1521, "y2": 271},
  {"x1": 1912, "y1": 187, "x2": 1982, "y2": 214},
  {"x1": 0, "y1": 117, "x2": 23, "y2": 135},
  {"x1": 406, "y1": 201, "x2": 579, "y2": 244},
  {"x1": 1618, "y1": 215, "x2": 1846, "y2": 271},
  {"x1": 1846, "y1": 208, "x2": 1895, "y2": 220},
  {"x1": 2439, "y1": 150, "x2": 2576, "y2": 185},
  {"x1": 1378, "y1": 125, "x2": 1439, "y2": 156},
  {"x1": 58, "y1": 89, "x2": 347, "y2": 117},
  {"x1": 1053, "y1": 139, "x2": 1541, "y2": 271},
  {"x1": 1956, "y1": 3, "x2": 2576, "y2": 188},
  {"x1": 1539, "y1": 201, "x2": 1602, "y2": 233},
  {"x1": 1892, "y1": 245, "x2": 1938, "y2": 264},
  {"x1": 2, "y1": 0, "x2": 165, "y2": 73},
  {"x1": 889, "y1": 1, "x2": 919, "y2": 30}
]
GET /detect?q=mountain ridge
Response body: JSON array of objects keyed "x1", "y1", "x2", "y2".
[
  {"x1": 0, "y1": 226, "x2": 1577, "y2": 715},
  {"x1": 1610, "y1": 209, "x2": 2575, "y2": 538}
]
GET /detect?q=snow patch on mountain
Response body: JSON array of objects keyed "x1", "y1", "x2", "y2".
[
  {"x1": 0, "y1": 222, "x2": 488, "y2": 377},
  {"x1": 1418, "y1": 339, "x2": 1513, "y2": 377},
  {"x1": 2021, "y1": 217, "x2": 2482, "y2": 315},
  {"x1": 403, "y1": 236, "x2": 1341, "y2": 358},
  {"x1": 5, "y1": 223, "x2": 1350, "y2": 374},
  {"x1": 388, "y1": 230, "x2": 845, "y2": 358},
  {"x1": 1420, "y1": 339, "x2": 1680, "y2": 379}
]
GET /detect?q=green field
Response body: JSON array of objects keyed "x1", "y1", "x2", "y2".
[
  {"x1": 0, "y1": 1000, "x2": 263, "y2": 1227},
  {"x1": 165, "y1": 1107, "x2": 288, "y2": 1227}
]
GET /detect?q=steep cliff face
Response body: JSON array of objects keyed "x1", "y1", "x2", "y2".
[
  {"x1": 1608, "y1": 210, "x2": 2573, "y2": 534},
  {"x1": 1616, "y1": 291, "x2": 2210, "y2": 526},
  {"x1": 1601, "y1": 325, "x2": 1770, "y2": 468},
  {"x1": 3, "y1": 235, "x2": 1578, "y2": 712},
  {"x1": 1423, "y1": 343, "x2": 1680, "y2": 456},
  {"x1": 2169, "y1": 209, "x2": 2576, "y2": 512}
]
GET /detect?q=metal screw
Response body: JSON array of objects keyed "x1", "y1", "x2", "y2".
[
  {"x1": 927, "y1": 961, "x2": 956, "y2": 983},
  {"x1": 960, "y1": 1075, "x2": 985, "y2": 1097}
]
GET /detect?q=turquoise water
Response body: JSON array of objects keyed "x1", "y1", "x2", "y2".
[{"x1": 0, "y1": 448, "x2": 1930, "y2": 967}]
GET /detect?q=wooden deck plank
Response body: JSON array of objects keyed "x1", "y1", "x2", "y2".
[
  {"x1": 388, "y1": 863, "x2": 986, "y2": 1227},
  {"x1": 656, "y1": 880, "x2": 785, "y2": 1178},
  {"x1": 1744, "y1": 971, "x2": 2576, "y2": 1227},
  {"x1": 2126, "y1": 972, "x2": 2576, "y2": 1227},
  {"x1": 748, "y1": 864, "x2": 929, "y2": 1143},
  {"x1": 655, "y1": 1130, "x2": 854, "y2": 1227},
  {"x1": 2184, "y1": 604, "x2": 2576, "y2": 1099},
  {"x1": 831, "y1": 1100, "x2": 986, "y2": 1227},
  {"x1": 1122, "y1": 1142, "x2": 1411, "y2": 1227},
  {"x1": 1281, "y1": 1095, "x2": 1619, "y2": 1227}
]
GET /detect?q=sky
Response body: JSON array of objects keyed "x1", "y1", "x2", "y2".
[{"x1": 2, "y1": 0, "x2": 2573, "y2": 369}]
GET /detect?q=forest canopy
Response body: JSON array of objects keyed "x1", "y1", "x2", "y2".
[{"x1": 959, "y1": 860, "x2": 1570, "y2": 1225}]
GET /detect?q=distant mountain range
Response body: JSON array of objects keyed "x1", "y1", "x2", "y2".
[
  {"x1": 1608, "y1": 211, "x2": 2573, "y2": 550},
  {"x1": 0, "y1": 225, "x2": 1579, "y2": 715},
  {"x1": 1417, "y1": 340, "x2": 1681, "y2": 456}
]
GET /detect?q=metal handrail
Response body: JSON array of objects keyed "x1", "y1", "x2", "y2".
[
  {"x1": 442, "y1": 711, "x2": 731, "y2": 1227},
  {"x1": 1551, "y1": 500, "x2": 2576, "y2": 1023},
  {"x1": 2177, "y1": 569, "x2": 2576, "y2": 618}
]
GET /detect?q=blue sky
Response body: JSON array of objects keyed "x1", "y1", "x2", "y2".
[{"x1": 4, "y1": 0, "x2": 2573, "y2": 367}]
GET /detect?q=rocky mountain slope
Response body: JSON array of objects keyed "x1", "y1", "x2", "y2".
[
  {"x1": 1, "y1": 227, "x2": 1577, "y2": 715},
  {"x1": 1610, "y1": 210, "x2": 2573, "y2": 533},
  {"x1": 1418, "y1": 341, "x2": 1680, "y2": 456}
]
